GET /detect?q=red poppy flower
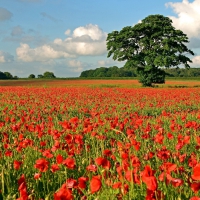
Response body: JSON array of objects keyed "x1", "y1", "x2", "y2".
[
  {"x1": 95, "y1": 157, "x2": 111, "y2": 170},
  {"x1": 90, "y1": 175, "x2": 102, "y2": 194},
  {"x1": 171, "y1": 179, "x2": 184, "y2": 187},
  {"x1": 86, "y1": 164, "x2": 97, "y2": 172},
  {"x1": 42, "y1": 149, "x2": 53, "y2": 158},
  {"x1": 14, "y1": 160, "x2": 22, "y2": 170},
  {"x1": 66, "y1": 179, "x2": 77, "y2": 189},
  {"x1": 78, "y1": 177, "x2": 88, "y2": 190},
  {"x1": 141, "y1": 165, "x2": 157, "y2": 191},
  {"x1": 51, "y1": 164, "x2": 59, "y2": 173},
  {"x1": 34, "y1": 158, "x2": 49, "y2": 172},
  {"x1": 112, "y1": 182, "x2": 122, "y2": 189},
  {"x1": 63, "y1": 157, "x2": 76, "y2": 169},
  {"x1": 190, "y1": 197, "x2": 200, "y2": 200},
  {"x1": 34, "y1": 173, "x2": 41, "y2": 180},
  {"x1": 54, "y1": 183, "x2": 73, "y2": 200},
  {"x1": 192, "y1": 164, "x2": 200, "y2": 180},
  {"x1": 56, "y1": 154, "x2": 63, "y2": 164},
  {"x1": 17, "y1": 174, "x2": 28, "y2": 200},
  {"x1": 69, "y1": 117, "x2": 78, "y2": 124},
  {"x1": 190, "y1": 182, "x2": 200, "y2": 193},
  {"x1": 5, "y1": 150, "x2": 12, "y2": 157}
]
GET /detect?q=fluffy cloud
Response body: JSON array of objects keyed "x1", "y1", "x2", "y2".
[
  {"x1": 166, "y1": 0, "x2": 200, "y2": 38},
  {"x1": 73, "y1": 24, "x2": 106, "y2": 41},
  {"x1": 16, "y1": 24, "x2": 107, "y2": 62},
  {"x1": 191, "y1": 55, "x2": 200, "y2": 66},
  {"x1": 97, "y1": 59, "x2": 125, "y2": 67},
  {"x1": 16, "y1": 43, "x2": 73, "y2": 62},
  {"x1": 0, "y1": 51, "x2": 14, "y2": 63},
  {"x1": 0, "y1": 7, "x2": 12, "y2": 21},
  {"x1": 68, "y1": 60, "x2": 83, "y2": 72},
  {"x1": 65, "y1": 29, "x2": 71, "y2": 35},
  {"x1": 55, "y1": 24, "x2": 107, "y2": 55}
]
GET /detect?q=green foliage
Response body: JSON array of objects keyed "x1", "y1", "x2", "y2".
[
  {"x1": 0, "y1": 72, "x2": 7, "y2": 79},
  {"x1": 0, "y1": 71, "x2": 14, "y2": 79},
  {"x1": 106, "y1": 14, "x2": 194, "y2": 86},
  {"x1": 80, "y1": 66, "x2": 136, "y2": 78},
  {"x1": 13, "y1": 76, "x2": 18, "y2": 79},
  {"x1": 28, "y1": 74, "x2": 35, "y2": 79},
  {"x1": 165, "y1": 68, "x2": 200, "y2": 77},
  {"x1": 137, "y1": 67, "x2": 165, "y2": 86},
  {"x1": 4, "y1": 72, "x2": 13, "y2": 79},
  {"x1": 43, "y1": 71, "x2": 56, "y2": 78},
  {"x1": 37, "y1": 74, "x2": 43, "y2": 78}
]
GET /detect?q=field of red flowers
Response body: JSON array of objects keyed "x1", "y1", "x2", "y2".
[{"x1": 1, "y1": 84, "x2": 200, "y2": 199}]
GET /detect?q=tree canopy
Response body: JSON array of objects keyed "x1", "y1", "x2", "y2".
[
  {"x1": 37, "y1": 72, "x2": 56, "y2": 78},
  {"x1": 43, "y1": 71, "x2": 56, "y2": 78},
  {"x1": 106, "y1": 14, "x2": 194, "y2": 86},
  {"x1": 0, "y1": 71, "x2": 15, "y2": 79},
  {"x1": 28, "y1": 74, "x2": 35, "y2": 78}
]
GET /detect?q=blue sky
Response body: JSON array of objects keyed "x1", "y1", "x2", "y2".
[{"x1": 0, "y1": 0, "x2": 200, "y2": 77}]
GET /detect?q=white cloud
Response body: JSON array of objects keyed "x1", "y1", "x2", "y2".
[
  {"x1": 16, "y1": 24, "x2": 107, "y2": 62},
  {"x1": 65, "y1": 29, "x2": 71, "y2": 35},
  {"x1": 68, "y1": 60, "x2": 82, "y2": 68},
  {"x1": 73, "y1": 24, "x2": 106, "y2": 41},
  {"x1": 191, "y1": 55, "x2": 200, "y2": 66},
  {"x1": 166, "y1": 0, "x2": 200, "y2": 38},
  {"x1": 0, "y1": 51, "x2": 14, "y2": 63},
  {"x1": 16, "y1": 43, "x2": 74, "y2": 62},
  {"x1": 68, "y1": 60, "x2": 83, "y2": 72},
  {"x1": 0, "y1": 7, "x2": 12, "y2": 21},
  {"x1": 61, "y1": 24, "x2": 107, "y2": 56},
  {"x1": 98, "y1": 60, "x2": 107, "y2": 66},
  {"x1": 97, "y1": 59, "x2": 125, "y2": 67}
]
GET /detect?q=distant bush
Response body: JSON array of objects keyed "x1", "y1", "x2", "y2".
[{"x1": 28, "y1": 74, "x2": 35, "y2": 78}]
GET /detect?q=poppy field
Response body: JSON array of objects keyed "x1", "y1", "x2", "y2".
[{"x1": 1, "y1": 82, "x2": 200, "y2": 199}]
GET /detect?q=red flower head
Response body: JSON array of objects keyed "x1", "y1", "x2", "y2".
[
  {"x1": 86, "y1": 164, "x2": 97, "y2": 172},
  {"x1": 95, "y1": 157, "x2": 111, "y2": 170},
  {"x1": 17, "y1": 174, "x2": 28, "y2": 200},
  {"x1": 90, "y1": 175, "x2": 102, "y2": 194},
  {"x1": 192, "y1": 164, "x2": 200, "y2": 181},
  {"x1": 63, "y1": 157, "x2": 76, "y2": 169},
  {"x1": 54, "y1": 183, "x2": 73, "y2": 200},
  {"x1": 34, "y1": 173, "x2": 42, "y2": 180},
  {"x1": 51, "y1": 164, "x2": 60, "y2": 173},
  {"x1": 14, "y1": 160, "x2": 22, "y2": 170},
  {"x1": 56, "y1": 154, "x2": 63, "y2": 164},
  {"x1": 141, "y1": 165, "x2": 157, "y2": 191},
  {"x1": 34, "y1": 158, "x2": 49, "y2": 172},
  {"x1": 78, "y1": 177, "x2": 88, "y2": 190},
  {"x1": 190, "y1": 197, "x2": 200, "y2": 200}
]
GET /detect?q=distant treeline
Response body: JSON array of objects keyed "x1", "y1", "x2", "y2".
[
  {"x1": 1, "y1": 68, "x2": 200, "y2": 80},
  {"x1": 0, "y1": 71, "x2": 18, "y2": 79},
  {"x1": 80, "y1": 66, "x2": 200, "y2": 78},
  {"x1": 0, "y1": 71, "x2": 56, "y2": 79},
  {"x1": 80, "y1": 66, "x2": 137, "y2": 78}
]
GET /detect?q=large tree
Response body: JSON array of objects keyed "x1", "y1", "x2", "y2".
[{"x1": 106, "y1": 14, "x2": 194, "y2": 86}]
